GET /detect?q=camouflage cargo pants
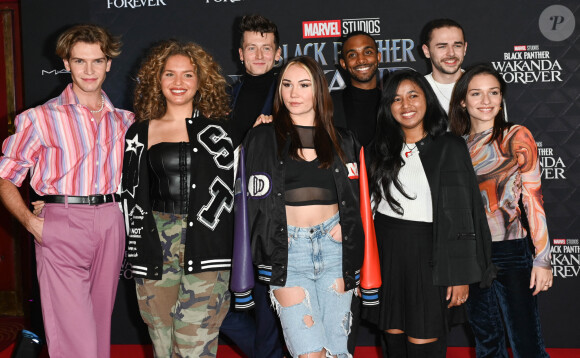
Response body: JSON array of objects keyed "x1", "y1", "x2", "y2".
[{"x1": 135, "y1": 212, "x2": 231, "y2": 358}]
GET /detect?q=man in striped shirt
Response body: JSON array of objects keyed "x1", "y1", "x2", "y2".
[{"x1": 0, "y1": 24, "x2": 134, "y2": 358}]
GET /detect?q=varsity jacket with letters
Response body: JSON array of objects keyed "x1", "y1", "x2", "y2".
[{"x1": 121, "y1": 111, "x2": 234, "y2": 279}]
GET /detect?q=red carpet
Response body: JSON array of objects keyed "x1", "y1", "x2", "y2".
[
  {"x1": 1, "y1": 344, "x2": 580, "y2": 357},
  {"x1": 0, "y1": 317, "x2": 25, "y2": 353}
]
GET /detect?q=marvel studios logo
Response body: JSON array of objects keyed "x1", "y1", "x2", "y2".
[
  {"x1": 513, "y1": 45, "x2": 540, "y2": 51},
  {"x1": 303, "y1": 18, "x2": 380, "y2": 38},
  {"x1": 554, "y1": 239, "x2": 579, "y2": 245}
]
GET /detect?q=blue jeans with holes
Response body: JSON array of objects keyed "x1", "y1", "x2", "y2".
[{"x1": 270, "y1": 212, "x2": 353, "y2": 358}]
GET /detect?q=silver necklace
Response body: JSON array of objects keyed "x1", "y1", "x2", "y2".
[
  {"x1": 431, "y1": 80, "x2": 451, "y2": 103},
  {"x1": 89, "y1": 95, "x2": 105, "y2": 114}
]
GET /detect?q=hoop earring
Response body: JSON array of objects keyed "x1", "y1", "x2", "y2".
[{"x1": 274, "y1": 57, "x2": 283, "y2": 68}]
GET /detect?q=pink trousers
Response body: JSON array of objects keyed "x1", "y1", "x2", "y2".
[{"x1": 36, "y1": 202, "x2": 125, "y2": 358}]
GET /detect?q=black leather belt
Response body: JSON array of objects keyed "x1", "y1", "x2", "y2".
[{"x1": 42, "y1": 194, "x2": 120, "y2": 205}]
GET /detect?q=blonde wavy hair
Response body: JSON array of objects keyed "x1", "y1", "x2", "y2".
[{"x1": 134, "y1": 40, "x2": 230, "y2": 121}]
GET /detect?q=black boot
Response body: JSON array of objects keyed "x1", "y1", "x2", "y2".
[{"x1": 383, "y1": 332, "x2": 407, "y2": 358}]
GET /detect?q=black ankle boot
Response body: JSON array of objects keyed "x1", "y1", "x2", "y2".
[{"x1": 383, "y1": 332, "x2": 407, "y2": 358}]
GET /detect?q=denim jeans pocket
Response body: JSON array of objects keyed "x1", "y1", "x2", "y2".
[{"x1": 326, "y1": 231, "x2": 342, "y2": 245}]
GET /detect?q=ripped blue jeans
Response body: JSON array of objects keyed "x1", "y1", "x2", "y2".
[{"x1": 270, "y1": 213, "x2": 353, "y2": 358}]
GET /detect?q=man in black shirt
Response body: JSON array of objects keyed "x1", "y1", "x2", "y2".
[
  {"x1": 332, "y1": 31, "x2": 382, "y2": 147},
  {"x1": 230, "y1": 14, "x2": 281, "y2": 147},
  {"x1": 221, "y1": 14, "x2": 285, "y2": 358},
  {"x1": 332, "y1": 30, "x2": 382, "y2": 355}
]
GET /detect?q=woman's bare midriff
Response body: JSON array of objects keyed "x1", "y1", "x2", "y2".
[{"x1": 285, "y1": 204, "x2": 339, "y2": 228}]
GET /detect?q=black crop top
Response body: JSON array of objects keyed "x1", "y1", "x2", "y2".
[
  {"x1": 285, "y1": 126, "x2": 338, "y2": 206},
  {"x1": 148, "y1": 142, "x2": 191, "y2": 214}
]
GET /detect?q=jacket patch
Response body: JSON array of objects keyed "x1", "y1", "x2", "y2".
[
  {"x1": 197, "y1": 124, "x2": 234, "y2": 170},
  {"x1": 197, "y1": 177, "x2": 234, "y2": 230},
  {"x1": 124, "y1": 200, "x2": 146, "y2": 259},
  {"x1": 248, "y1": 173, "x2": 272, "y2": 199},
  {"x1": 346, "y1": 162, "x2": 359, "y2": 179},
  {"x1": 123, "y1": 134, "x2": 145, "y2": 198}
]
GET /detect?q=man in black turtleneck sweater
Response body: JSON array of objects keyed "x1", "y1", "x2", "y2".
[
  {"x1": 332, "y1": 30, "x2": 382, "y2": 355},
  {"x1": 230, "y1": 15, "x2": 281, "y2": 147},
  {"x1": 332, "y1": 31, "x2": 382, "y2": 148},
  {"x1": 221, "y1": 14, "x2": 286, "y2": 358}
]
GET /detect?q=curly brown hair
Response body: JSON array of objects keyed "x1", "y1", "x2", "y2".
[{"x1": 134, "y1": 40, "x2": 230, "y2": 121}]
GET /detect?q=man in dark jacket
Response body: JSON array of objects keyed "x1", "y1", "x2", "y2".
[
  {"x1": 229, "y1": 14, "x2": 281, "y2": 147},
  {"x1": 221, "y1": 14, "x2": 286, "y2": 358}
]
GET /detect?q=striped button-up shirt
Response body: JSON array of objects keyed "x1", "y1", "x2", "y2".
[{"x1": 0, "y1": 84, "x2": 135, "y2": 196}]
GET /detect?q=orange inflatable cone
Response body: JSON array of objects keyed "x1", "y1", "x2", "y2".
[{"x1": 359, "y1": 147, "x2": 381, "y2": 306}]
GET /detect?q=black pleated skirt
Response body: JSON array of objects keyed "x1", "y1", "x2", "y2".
[{"x1": 364, "y1": 213, "x2": 449, "y2": 339}]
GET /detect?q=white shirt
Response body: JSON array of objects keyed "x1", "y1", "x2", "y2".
[
  {"x1": 376, "y1": 145, "x2": 433, "y2": 222},
  {"x1": 425, "y1": 73, "x2": 456, "y2": 114}
]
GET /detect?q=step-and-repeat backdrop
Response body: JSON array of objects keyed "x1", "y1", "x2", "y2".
[{"x1": 20, "y1": 0, "x2": 579, "y2": 348}]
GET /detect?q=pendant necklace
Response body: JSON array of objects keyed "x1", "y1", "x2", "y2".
[{"x1": 404, "y1": 142, "x2": 417, "y2": 158}]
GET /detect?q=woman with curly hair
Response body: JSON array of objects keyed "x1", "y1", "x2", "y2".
[{"x1": 121, "y1": 40, "x2": 234, "y2": 358}]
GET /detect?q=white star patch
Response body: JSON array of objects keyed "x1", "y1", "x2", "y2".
[{"x1": 126, "y1": 134, "x2": 144, "y2": 154}]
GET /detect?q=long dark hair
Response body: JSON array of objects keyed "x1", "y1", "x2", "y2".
[
  {"x1": 369, "y1": 70, "x2": 447, "y2": 214},
  {"x1": 273, "y1": 56, "x2": 345, "y2": 168},
  {"x1": 449, "y1": 63, "x2": 512, "y2": 143}
]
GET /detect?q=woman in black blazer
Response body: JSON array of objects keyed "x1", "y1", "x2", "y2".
[{"x1": 366, "y1": 70, "x2": 495, "y2": 358}]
